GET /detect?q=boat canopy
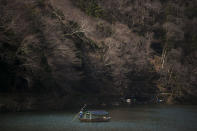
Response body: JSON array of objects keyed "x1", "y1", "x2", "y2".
[{"x1": 87, "y1": 110, "x2": 109, "y2": 116}]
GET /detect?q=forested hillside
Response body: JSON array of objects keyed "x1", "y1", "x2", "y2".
[{"x1": 0, "y1": 0, "x2": 197, "y2": 111}]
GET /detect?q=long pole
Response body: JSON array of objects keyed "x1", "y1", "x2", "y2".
[{"x1": 71, "y1": 104, "x2": 86, "y2": 122}]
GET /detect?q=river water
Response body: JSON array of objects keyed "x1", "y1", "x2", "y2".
[{"x1": 0, "y1": 105, "x2": 197, "y2": 131}]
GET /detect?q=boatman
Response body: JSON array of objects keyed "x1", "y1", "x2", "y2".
[
  {"x1": 79, "y1": 110, "x2": 83, "y2": 118},
  {"x1": 79, "y1": 104, "x2": 86, "y2": 118}
]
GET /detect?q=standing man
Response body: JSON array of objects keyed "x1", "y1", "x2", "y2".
[
  {"x1": 79, "y1": 110, "x2": 83, "y2": 118},
  {"x1": 79, "y1": 104, "x2": 86, "y2": 118}
]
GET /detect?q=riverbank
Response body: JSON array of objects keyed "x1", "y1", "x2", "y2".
[{"x1": 1, "y1": 92, "x2": 196, "y2": 113}]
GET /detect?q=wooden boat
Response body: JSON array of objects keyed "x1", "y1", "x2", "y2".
[
  {"x1": 79, "y1": 110, "x2": 111, "y2": 122},
  {"x1": 79, "y1": 116, "x2": 111, "y2": 122}
]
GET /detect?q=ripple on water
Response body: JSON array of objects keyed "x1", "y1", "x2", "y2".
[{"x1": 0, "y1": 105, "x2": 197, "y2": 131}]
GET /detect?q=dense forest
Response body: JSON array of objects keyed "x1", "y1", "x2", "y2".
[{"x1": 0, "y1": 0, "x2": 197, "y2": 111}]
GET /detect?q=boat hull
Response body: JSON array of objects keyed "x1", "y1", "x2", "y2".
[{"x1": 79, "y1": 117, "x2": 111, "y2": 122}]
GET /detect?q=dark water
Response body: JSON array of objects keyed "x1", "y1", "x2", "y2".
[{"x1": 0, "y1": 105, "x2": 197, "y2": 131}]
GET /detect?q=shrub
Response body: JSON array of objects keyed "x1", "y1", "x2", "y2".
[
  {"x1": 185, "y1": 7, "x2": 197, "y2": 19},
  {"x1": 54, "y1": 9, "x2": 65, "y2": 20},
  {"x1": 96, "y1": 22, "x2": 113, "y2": 37},
  {"x1": 74, "y1": 0, "x2": 104, "y2": 18},
  {"x1": 36, "y1": 0, "x2": 46, "y2": 8}
]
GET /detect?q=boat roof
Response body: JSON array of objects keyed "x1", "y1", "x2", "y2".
[{"x1": 86, "y1": 110, "x2": 109, "y2": 116}]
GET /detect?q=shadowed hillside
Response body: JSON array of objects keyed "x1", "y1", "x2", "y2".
[{"x1": 0, "y1": 0, "x2": 197, "y2": 111}]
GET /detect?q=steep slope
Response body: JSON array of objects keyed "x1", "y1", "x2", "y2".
[
  {"x1": 0, "y1": 0, "x2": 197, "y2": 111},
  {"x1": 73, "y1": 0, "x2": 197, "y2": 103},
  {"x1": 51, "y1": 0, "x2": 158, "y2": 96},
  {"x1": 52, "y1": 0, "x2": 197, "y2": 103},
  {"x1": 0, "y1": 0, "x2": 84, "y2": 110}
]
